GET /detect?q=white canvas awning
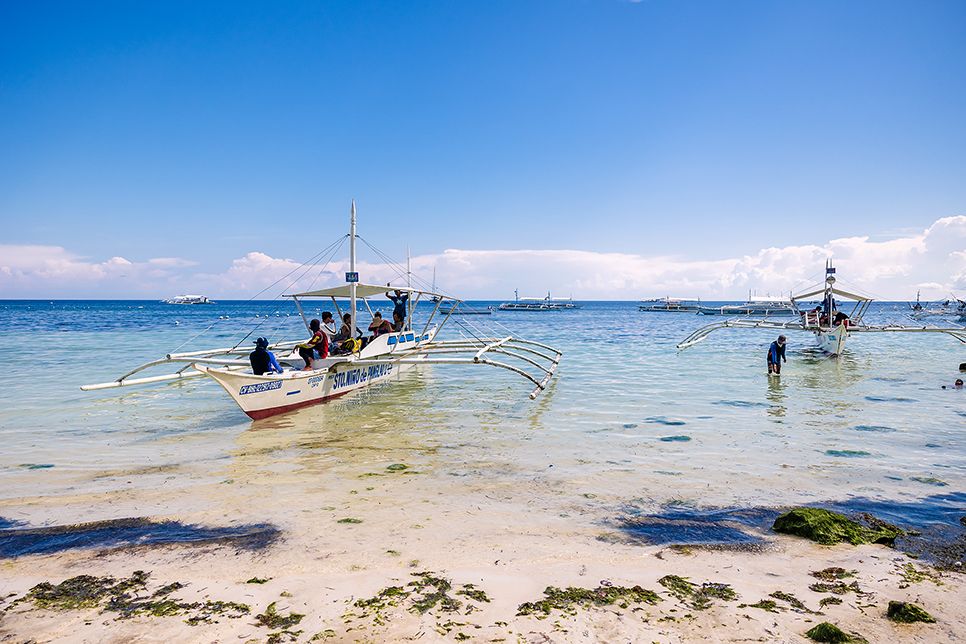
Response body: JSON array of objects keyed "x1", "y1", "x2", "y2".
[
  {"x1": 287, "y1": 283, "x2": 420, "y2": 299},
  {"x1": 791, "y1": 286, "x2": 872, "y2": 302}
]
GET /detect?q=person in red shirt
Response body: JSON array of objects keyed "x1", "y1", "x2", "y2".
[{"x1": 296, "y1": 319, "x2": 328, "y2": 371}]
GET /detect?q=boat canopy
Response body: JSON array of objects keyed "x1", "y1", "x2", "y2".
[
  {"x1": 287, "y1": 283, "x2": 422, "y2": 299},
  {"x1": 791, "y1": 286, "x2": 872, "y2": 303}
]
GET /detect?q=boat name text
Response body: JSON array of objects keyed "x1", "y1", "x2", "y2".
[
  {"x1": 238, "y1": 380, "x2": 283, "y2": 396},
  {"x1": 332, "y1": 364, "x2": 393, "y2": 390}
]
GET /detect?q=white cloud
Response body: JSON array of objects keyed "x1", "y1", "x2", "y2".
[{"x1": 2, "y1": 216, "x2": 965, "y2": 300}]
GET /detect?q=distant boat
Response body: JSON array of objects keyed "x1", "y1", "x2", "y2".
[
  {"x1": 639, "y1": 297, "x2": 701, "y2": 312},
  {"x1": 678, "y1": 260, "x2": 966, "y2": 357},
  {"x1": 698, "y1": 295, "x2": 797, "y2": 317},
  {"x1": 906, "y1": 291, "x2": 965, "y2": 318},
  {"x1": 498, "y1": 290, "x2": 581, "y2": 311},
  {"x1": 161, "y1": 295, "x2": 213, "y2": 305}
]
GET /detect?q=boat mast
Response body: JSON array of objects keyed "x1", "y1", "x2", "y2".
[
  {"x1": 350, "y1": 200, "x2": 357, "y2": 340},
  {"x1": 407, "y1": 245, "x2": 412, "y2": 331}
]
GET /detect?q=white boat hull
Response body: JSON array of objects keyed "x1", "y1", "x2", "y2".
[
  {"x1": 814, "y1": 324, "x2": 849, "y2": 355},
  {"x1": 196, "y1": 357, "x2": 419, "y2": 420}
]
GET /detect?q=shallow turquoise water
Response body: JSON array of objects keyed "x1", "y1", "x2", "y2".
[{"x1": 1, "y1": 299, "x2": 964, "y2": 536}]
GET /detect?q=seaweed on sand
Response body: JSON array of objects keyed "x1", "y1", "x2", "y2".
[
  {"x1": 255, "y1": 601, "x2": 304, "y2": 629},
  {"x1": 7, "y1": 571, "x2": 249, "y2": 624},
  {"x1": 772, "y1": 508, "x2": 903, "y2": 546},
  {"x1": 804, "y1": 622, "x2": 861, "y2": 643},
  {"x1": 887, "y1": 600, "x2": 936, "y2": 623},
  {"x1": 517, "y1": 585, "x2": 662, "y2": 617},
  {"x1": 657, "y1": 575, "x2": 737, "y2": 610}
]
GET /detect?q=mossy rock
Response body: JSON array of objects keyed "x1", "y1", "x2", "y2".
[
  {"x1": 773, "y1": 508, "x2": 902, "y2": 546},
  {"x1": 805, "y1": 622, "x2": 853, "y2": 643},
  {"x1": 887, "y1": 600, "x2": 936, "y2": 623}
]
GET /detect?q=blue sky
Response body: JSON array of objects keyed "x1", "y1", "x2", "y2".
[{"x1": 2, "y1": 1, "x2": 965, "y2": 299}]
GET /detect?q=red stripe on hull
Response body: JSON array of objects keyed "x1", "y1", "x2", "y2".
[{"x1": 244, "y1": 389, "x2": 351, "y2": 420}]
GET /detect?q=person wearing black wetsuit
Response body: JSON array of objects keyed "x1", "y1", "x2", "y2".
[{"x1": 249, "y1": 337, "x2": 283, "y2": 375}]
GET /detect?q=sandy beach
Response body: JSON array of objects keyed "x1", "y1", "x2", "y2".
[{"x1": 2, "y1": 478, "x2": 963, "y2": 643}]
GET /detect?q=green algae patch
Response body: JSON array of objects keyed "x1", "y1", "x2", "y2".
[
  {"x1": 659, "y1": 435, "x2": 691, "y2": 442},
  {"x1": 516, "y1": 585, "x2": 662, "y2": 617},
  {"x1": 337, "y1": 518, "x2": 363, "y2": 524},
  {"x1": 805, "y1": 622, "x2": 856, "y2": 643},
  {"x1": 910, "y1": 477, "x2": 948, "y2": 486},
  {"x1": 825, "y1": 450, "x2": 871, "y2": 458},
  {"x1": 255, "y1": 601, "x2": 304, "y2": 629},
  {"x1": 386, "y1": 464, "x2": 409, "y2": 471},
  {"x1": 408, "y1": 572, "x2": 460, "y2": 613},
  {"x1": 455, "y1": 584, "x2": 490, "y2": 604},
  {"x1": 887, "y1": 600, "x2": 936, "y2": 623},
  {"x1": 737, "y1": 599, "x2": 782, "y2": 612},
  {"x1": 8, "y1": 571, "x2": 249, "y2": 625},
  {"x1": 657, "y1": 575, "x2": 737, "y2": 610},
  {"x1": 810, "y1": 568, "x2": 856, "y2": 581},
  {"x1": 769, "y1": 591, "x2": 820, "y2": 614},
  {"x1": 350, "y1": 572, "x2": 490, "y2": 625},
  {"x1": 809, "y1": 581, "x2": 861, "y2": 595},
  {"x1": 246, "y1": 577, "x2": 271, "y2": 584},
  {"x1": 772, "y1": 508, "x2": 903, "y2": 546}
]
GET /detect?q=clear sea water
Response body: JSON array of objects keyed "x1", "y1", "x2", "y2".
[{"x1": 1, "y1": 299, "x2": 964, "y2": 553}]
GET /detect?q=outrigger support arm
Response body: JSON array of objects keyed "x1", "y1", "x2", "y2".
[
  {"x1": 81, "y1": 341, "x2": 298, "y2": 391},
  {"x1": 348, "y1": 336, "x2": 563, "y2": 399},
  {"x1": 677, "y1": 318, "x2": 966, "y2": 351}
]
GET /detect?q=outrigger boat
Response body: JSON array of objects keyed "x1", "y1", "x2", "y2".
[
  {"x1": 161, "y1": 294, "x2": 212, "y2": 304},
  {"x1": 638, "y1": 297, "x2": 701, "y2": 312},
  {"x1": 498, "y1": 290, "x2": 582, "y2": 311},
  {"x1": 82, "y1": 202, "x2": 562, "y2": 419},
  {"x1": 697, "y1": 294, "x2": 797, "y2": 317},
  {"x1": 677, "y1": 261, "x2": 966, "y2": 355}
]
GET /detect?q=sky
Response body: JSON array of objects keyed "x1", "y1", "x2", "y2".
[{"x1": 1, "y1": 1, "x2": 965, "y2": 301}]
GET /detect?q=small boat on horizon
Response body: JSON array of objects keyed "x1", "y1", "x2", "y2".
[
  {"x1": 161, "y1": 295, "x2": 213, "y2": 304},
  {"x1": 639, "y1": 297, "x2": 701, "y2": 312},
  {"x1": 697, "y1": 294, "x2": 797, "y2": 317},
  {"x1": 498, "y1": 290, "x2": 582, "y2": 311}
]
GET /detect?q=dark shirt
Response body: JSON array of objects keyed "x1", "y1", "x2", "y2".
[
  {"x1": 388, "y1": 293, "x2": 409, "y2": 319},
  {"x1": 249, "y1": 347, "x2": 282, "y2": 375},
  {"x1": 767, "y1": 341, "x2": 786, "y2": 364}
]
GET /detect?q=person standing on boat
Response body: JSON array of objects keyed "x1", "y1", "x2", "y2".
[
  {"x1": 249, "y1": 337, "x2": 283, "y2": 375},
  {"x1": 386, "y1": 287, "x2": 409, "y2": 326},
  {"x1": 767, "y1": 335, "x2": 786, "y2": 375},
  {"x1": 296, "y1": 319, "x2": 328, "y2": 370}
]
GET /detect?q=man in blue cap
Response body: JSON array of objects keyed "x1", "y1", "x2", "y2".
[{"x1": 250, "y1": 337, "x2": 283, "y2": 375}]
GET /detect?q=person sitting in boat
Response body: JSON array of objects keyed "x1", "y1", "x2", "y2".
[
  {"x1": 249, "y1": 337, "x2": 283, "y2": 376},
  {"x1": 369, "y1": 312, "x2": 392, "y2": 337},
  {"x1": 333, "y1": 313, "x2": 361, "y2": 343},
  {"x1": 832, "y1": 311, "x2": 850, "y2": 327},
  {"x1": 767, "y1": 335, "x2": 786, "y2": 375},
  {"x1": 392, "y1": 310, "x2": 405, "y2": 332},
  {"x1": 386, "y1": 287, "x2": 409, "y2": 325},
  {"x1": 321, "y1": 311, "x2": 338, "y2": 339},
  {"x1": 296, "y1": 319, "x2": 328, "y2": 370}
]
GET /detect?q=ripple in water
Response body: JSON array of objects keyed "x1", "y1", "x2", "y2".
[{"x1": 645, "y1": 417, "x2": 686, "y2": 426}]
